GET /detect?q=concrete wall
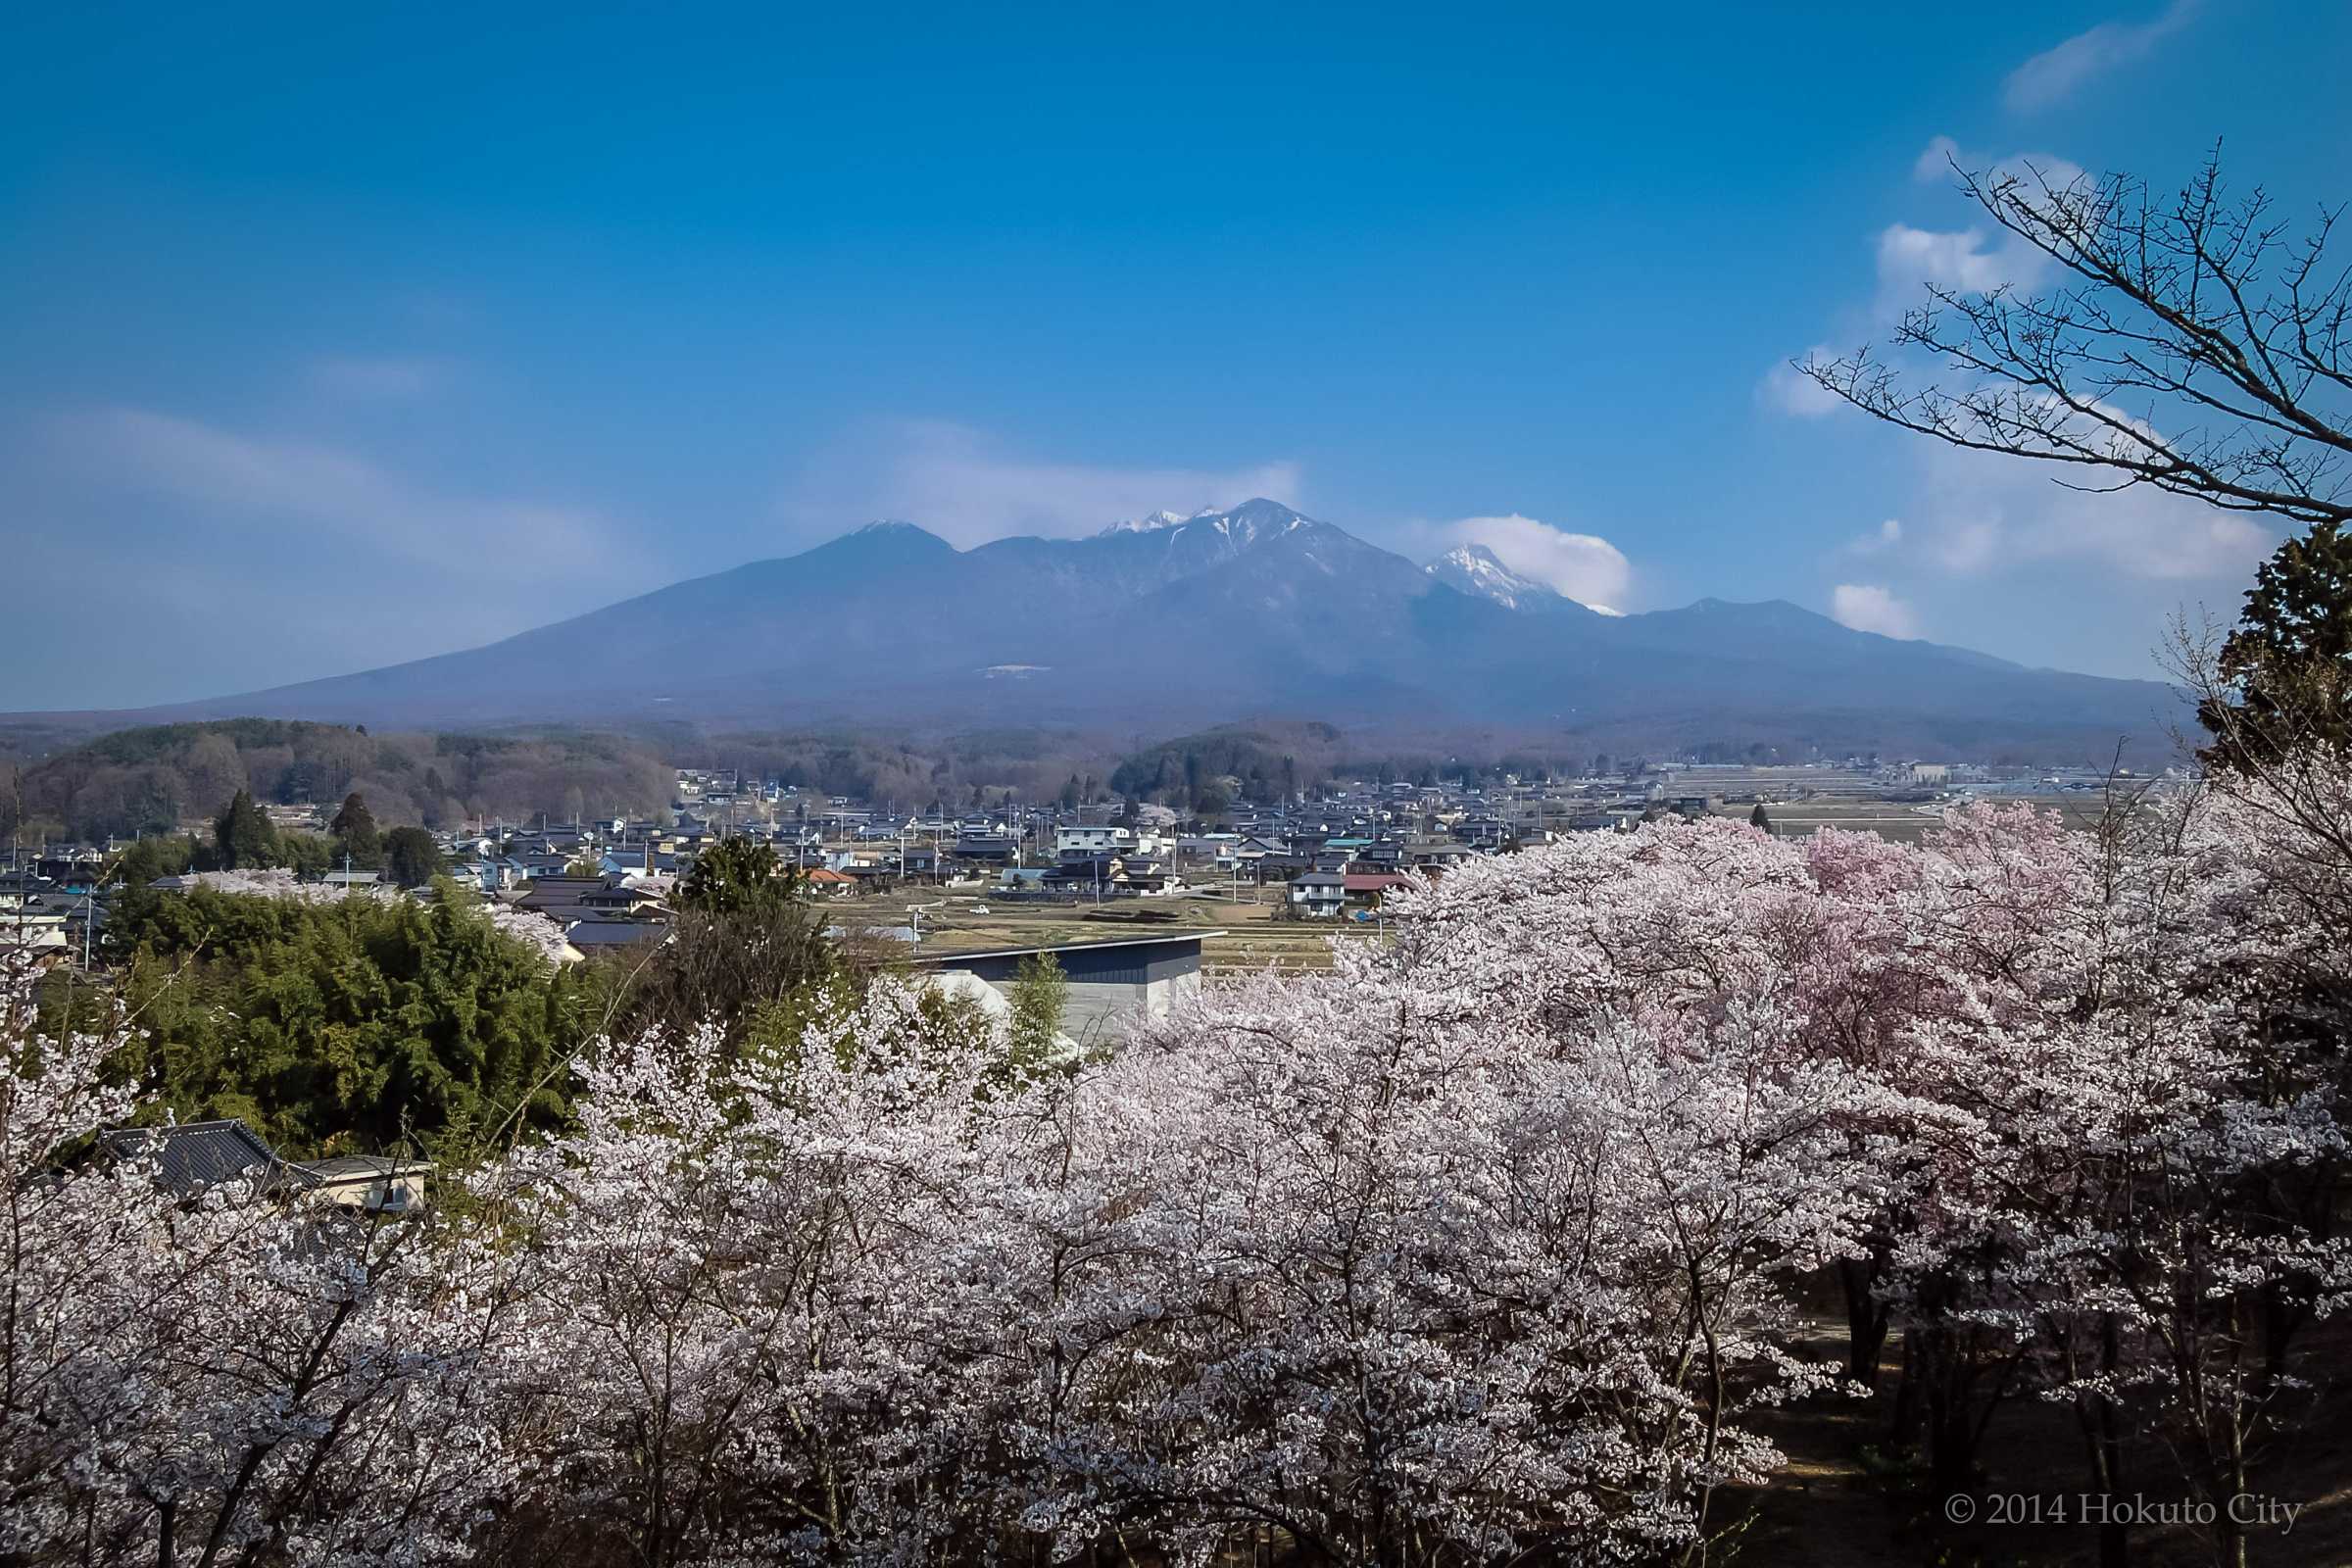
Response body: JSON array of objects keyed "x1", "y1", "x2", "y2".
[{"x1": 1021, "y1": 968, "x2": 1200, "y2": 1045}]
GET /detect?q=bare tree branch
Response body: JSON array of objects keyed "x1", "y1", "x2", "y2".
[{"x1": 1804, "y1": 151, "x2": 2352, "y2": 528}]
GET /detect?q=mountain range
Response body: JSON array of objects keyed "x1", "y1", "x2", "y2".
[{"x1": 16, "y1": 500, "x2": 2186, "y2": 760}]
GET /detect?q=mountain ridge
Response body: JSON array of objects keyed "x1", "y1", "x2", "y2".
[{"x1": 0, "y1": 501, "x2": 2187, "y2": 761}]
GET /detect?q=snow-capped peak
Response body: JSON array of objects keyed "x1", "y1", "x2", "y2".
[
  {"x1": 1098, "y1": 500, "x2": 1310, "y2": 542},
  {"x1": 1425, "y1": 544, "x2": 1564, "y2": 612},
  {"x1": 1102, "y1": 510, "x2": 1191, "y2": 534}
]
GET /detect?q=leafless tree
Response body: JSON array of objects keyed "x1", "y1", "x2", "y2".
[{"x1": 1803, "y1": 152, "x2": 2352, "y2": 527}]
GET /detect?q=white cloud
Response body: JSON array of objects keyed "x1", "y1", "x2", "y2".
[
  {"x1": 2006, "y1": 1, "x2": 2198, "y2": 113},
  {"x1": 1909, "y1": 137, "x2": 2087, "y2": 195},
  {"x1": 1757, "y1": 350, "x2": 1846, "y2": 418},
  {"x1": 1444, "y1": 514, "x2": 1631, "y2": 613},
  {"x1": 783, "y1": 419, "x2": 1301, "y2": 550},
  {"x1": 1874, "y1": 141, "x2": 2089, "y2": 318},
  {"x1": 1913, "y1": 135, "x2": 1965, "y2": 183},
  {"x1": 1875, "y1": 222, "x2": 2052, "y2": 315},
  {"x1": 1910, "y1": 441, "x2": 2273, "y2": 580},
  {"x1": 1805, "y1": 443, "x2": 2273, "y2": 673},
  {"x1": 1832, "y1": 584, "x2": 1920, "y2": 640}
]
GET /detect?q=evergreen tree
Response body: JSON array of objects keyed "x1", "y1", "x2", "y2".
[
  {"x1": 330, "y1": 791, "x2": 382, "y2": 869},
  {"x1": 280, "y1": 832, "x2": 334, "y2": 878},
  {"x1": 2201, "y1": 522, "x2": 2352, "y2": 769},
  {"x1": 213, "y1": 791, "x2": 274, "y2": 869},
  {"x1": 1007, "y1": 949, "x2": 1069, "y2": 1069},
  {"x1": 1749, "y1": 803, "x2": 1773, "y2": 834},
  {"x1": 677, "y1": 836, "x2": 794, "y2": 917},
  {"x1": 115, "y1": 834, "x2": 196, "y2": 889},
  {"x1": 619, "y1": 838, "x2": 832, "y2": 1050},
  {"x1": 382, "y1": 825, "x2": 446, "y2": 887}
]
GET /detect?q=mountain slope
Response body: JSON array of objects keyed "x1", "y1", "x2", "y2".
[{"x1": 30, "y1": 501, "x2": 2187, "y2": 760}]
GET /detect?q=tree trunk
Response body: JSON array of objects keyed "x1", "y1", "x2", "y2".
[
  {"x1": 2074, "y1": 1315, "x2": 2129, "y2": 1568},
  {"x1": 1889, "y1": 1333, "x2": 1920, "y2": 1448},
  {"x1": 1927, "y1": 1385, "x2": 1974, "y2": 1501},
  {"x1": 1839, "y1": 1255, "x2": 1889, "y2": 1392}
]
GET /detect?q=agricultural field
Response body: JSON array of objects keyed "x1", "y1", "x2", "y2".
[
  {"x1": 1745, "y1": 792, "x2": 2132, "y2": 846},
  {"x1": 833, "y1": 886, "x2": 1384, "y2": 976}
]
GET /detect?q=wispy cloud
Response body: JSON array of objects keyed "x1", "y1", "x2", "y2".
[
  {"x1": 57, "y1": 409, "x2": 627, "y2": 571},
  {"x1": 1832, "y1": 583, "x2": 1920, "y2": 640},
  {"x1": 310, "y1": 357, "x2": 454, "y2": 398},
  {"x1": 12, "y1": 407, "x2": 653, "y2": 704},
  {"x1": 1808, "y1": 441, "x2": 2270, "y2": 654},
  {"x1": 783, "y1": 419, "x2": 1301, "y2": 550},
  {"x1": 1757, "y1": 348, "x2": 1845, "y2": 418},
  {"x1": 1913, "y1": 135, "x2": 1966, "y2": 183},
  {"x1": 1877, "y1": 138, "x2": 2092, "y2": 318},
  {"x1": 1442, "y1": 514, "x2": 1631, "y2": 613},
  {"x1": 2006, "y1": 1, "x2": 2199, "y2": 113},
  {"x1": 1842, "y1": 518, "x2": 1904, "y2": 556}
]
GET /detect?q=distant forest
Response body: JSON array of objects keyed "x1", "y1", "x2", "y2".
[
  {"x1": 666, "y1": 728, "x2": 1130, "y2": 812},
  {"x1": 1106, "y1": 722, "x2": 1622, "y2": 813},
  {"x1": 2, "y1": 713, "x2": 1815, "y2": 850},
  {"x1": 670, "y1": 720, "x2": 1597, "y2": 817},
  {"x1": 2, "y1": 720, "x2": 673, "y2": 845}
]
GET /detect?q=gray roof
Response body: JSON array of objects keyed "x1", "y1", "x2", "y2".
[
  {"x1": 918, "y1": 930, "x2": 1227, "y2": 967},
  {"x1": 102, "y1": 1118, "x2": 281, "y2": 1195}
]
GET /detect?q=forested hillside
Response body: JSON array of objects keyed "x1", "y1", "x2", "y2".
[{"x1": 2, "y1": 719, "x2": 673, "y2": 843}]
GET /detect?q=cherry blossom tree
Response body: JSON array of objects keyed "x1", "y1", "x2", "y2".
[
  {"x1": 1, "y1": 959, "x2": 521, "y2": 1567},
  {"x1": 477, "y1": 976, "x2": 1013, "y2": 1568},
  {"x1": 12, "y1": 773, "x2": 2352, "y2": 1568},
  {"x1": 976, "y1": 834, "x2": 1907, "y2": 1568}
]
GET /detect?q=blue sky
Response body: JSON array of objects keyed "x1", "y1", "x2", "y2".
[{"x1": 3, "y1": 2, "x2": 2346, "y2": 709}]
